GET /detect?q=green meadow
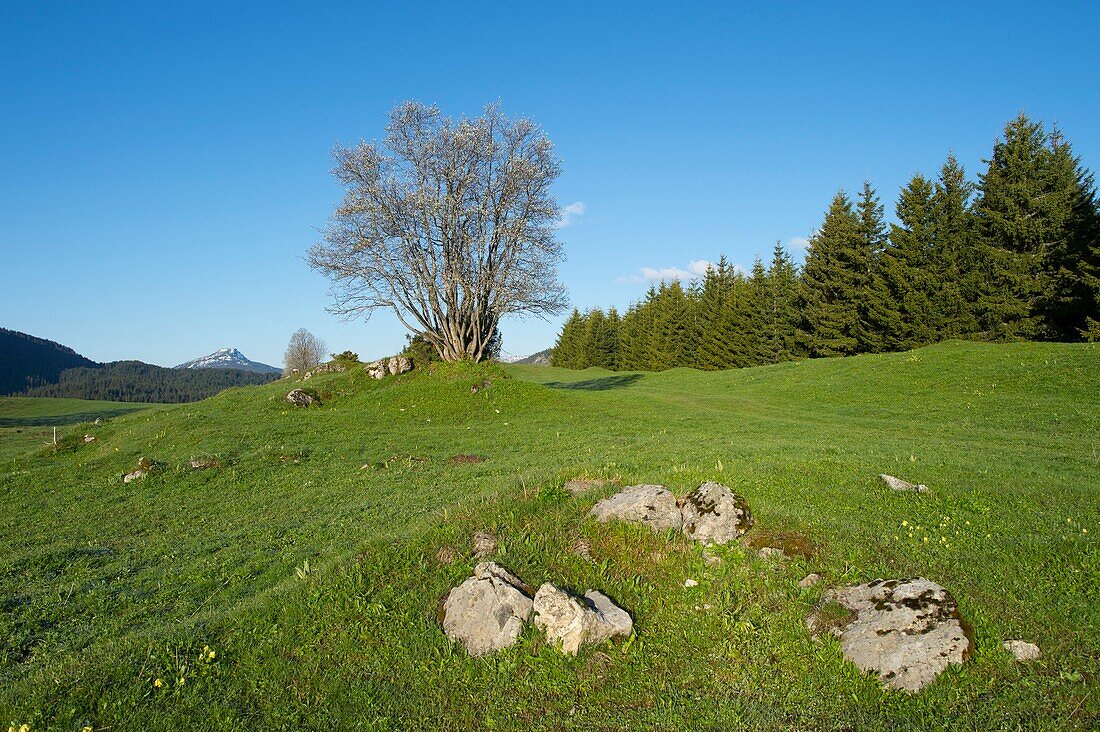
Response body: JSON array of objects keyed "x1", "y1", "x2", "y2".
[{"x1": 1, "y1": 341, "x2": 1097, "y2": 730}]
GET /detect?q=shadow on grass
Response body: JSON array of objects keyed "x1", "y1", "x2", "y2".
[
  {"x1": 0, "y1": 406, "x2": 148, "y2": 427},
  {"x1": 543, "y1": 374, "x2": 644, "y2": 391}
]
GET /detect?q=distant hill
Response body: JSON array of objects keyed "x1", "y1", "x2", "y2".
[
  {"x1": 0, "y1": 328, "x2": 97, "y2": 395},
  {"x1": 24, "y1": 361, "x2": 279, "y2": 403},
  {"x1": 1, "y1": 327, "x2": 281, "y2": 402},
  {"x1": 515, "y1": 348, "x2": 552, "y2": 365},
  {"x1": 176, "y1": 347, "x2": 281, "y2": 374}
]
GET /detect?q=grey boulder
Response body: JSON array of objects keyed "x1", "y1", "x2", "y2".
[
  {"x1": 812, "y1": 577, "x2": 972, "y2": 692},
  {"x1": 387, "y1": 355, "x2": 413, "y2": 375},
  {"x1": 532, "y1": 583, "x2": 633, "y2": 655},
  {"x1": 680, "y1": 481, "x2": 753, "y2": 545},
  {"x1": 440, "y1": 561, "x2": 533, "y2": 656},
  {"x1": 285, "y1": 389, "x2": 317, "y2": 407},
  {"x1": 589, "y1": 484, "x2": 683, "y2": 532}
]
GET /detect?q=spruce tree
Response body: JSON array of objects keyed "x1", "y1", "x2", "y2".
[
  {"x1": 882, "y1": 174, "x2": 939, "y2": 349},
  {"x1": 763, "y1": 241, "x2": 801, "y2": 362},
  {"x1": 551, "y1": 309, "x2": 585, "y2": 368},
  {"x1": 931, "y1": 153, "x2": 979, "y2": 337},
  {"x1": 798, "y1": 191, "x2": 864, "y2": 356},
  {"x1": 972, "y1": 114, "x2": 1057, "y2": 339},
  {"x1": 855, "y1": 181, "x2": 892, "y2": 352},
  {"x1": 1038, "y1": 129, "x2": 1100, "y2": 339}
]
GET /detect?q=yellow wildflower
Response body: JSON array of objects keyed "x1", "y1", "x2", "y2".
[{"x1": 153, "y1": 678, "x2": 164, "y2": 688}]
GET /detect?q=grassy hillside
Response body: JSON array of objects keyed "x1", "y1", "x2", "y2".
[
  {"x1": 1, "y1": 341, "x2": 1097, "y2": 730},
  {"x1": 0, "y1": 397, "x2": 155, "y2": 462}
]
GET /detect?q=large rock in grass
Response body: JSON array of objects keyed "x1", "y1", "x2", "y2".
[
  {"x1": 589, "y1": 485, "x2": 683, "y2": 532},
  {"x1": 811, "y1": 577, "x2": 972, "y2": 692},
  {"x1": 387, "y1": 355, "x2": 412, "y2": 375},
  {"x1": 532, "y1": 583, "x2": 633, "y2": 655},
  {"x1": 440, "y1": 562, "x2": 533, "y2": 656},
  {"x1": 680, "y1": 481, "x2": 753, "y2": 545},
  {"x1": 285, "y1": 388, "x2": 317, "y2": 407}
]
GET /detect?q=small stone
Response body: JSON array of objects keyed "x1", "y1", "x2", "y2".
[
  {"x1": 681, "y1": 482, "x2": 753, "y2": 545},
  {"x1": 472, "y1": 531, "x2": 498, "y2": 559},
  {"x1": 563, "y1": 478, "x2": 606, "y2": 495},
  {"x1": 758, "y1": 547, "x2": 786, "y2": 560},
  {"x1": 366, "y1": 360, "x2": 387, "y2": 379},
  {"x1": 1003, "y1": 639, "x2": 1040, "y2": 662},
  {"x1": 684, "y1": 578, "x2": 699, "y2": 588},
  {"x1": 188, "y1": 457, "x2": 219, "y2": 470},
  {"x1": 435, "y1": 546, "x2": 458, "y2": 565},
  {"x1": 93, "y1": 418, "x2": 102, "y2": 425},
  {"x1": 879, "y1": 474, "x2": 928, "y2": 493},
  {"x1": 702, "y1": 549, "x2": 721, "y2": 566},
  {"x1": 285, "y1": 388, "x2": 317, "y2": 407},
  {"x1": 798, "y1": 573, "x2": 822, "y2": 588},
  {"x1": 571, "y1": 538, "x2": 593, "y2": 561},
  {"x1": 83, "y1": 434, "x2": 96, "y2": 443},
  {"x1": 590, "y1": 485, "x2": 683, "y2": 532}
]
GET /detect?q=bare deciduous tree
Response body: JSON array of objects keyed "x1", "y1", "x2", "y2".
[
  {"x1": 284, "y1": 328, "x2": 326, "y2": 374},
  {"x1": 308, "y1": 101, "x2": 568, "y2": 362}
]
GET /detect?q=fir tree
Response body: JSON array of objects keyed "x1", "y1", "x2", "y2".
[
  {"x1": 798, "y1": 191, "x2": 864, "y2": 356},
  {"x1": 856, "y1": 180, "x2": 892, "y2": 352},
  {"x1": 762, "y1": 241, "x2": 801, "y2": 362},
  {"x1": 972, "y1": 114, "x2": 1057, "y2": 339},
  {"x1": 931, "y1": 153, "x2": 979, "y2": 337}
]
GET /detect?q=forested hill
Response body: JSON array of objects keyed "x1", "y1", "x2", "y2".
[
  {"x1": 0, "y1": 327, "x2": 97, "y2": 394},
  {"x1": 23, "y1": 361, "x2": 279, "y2": 403},
  {"x1": 2, "y1": 327, "x2": 280, "y2": 402}
]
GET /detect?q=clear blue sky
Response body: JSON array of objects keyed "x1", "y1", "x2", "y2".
[{"x1": 3, "y1": 1, "x2": 1098, "y2": 366}]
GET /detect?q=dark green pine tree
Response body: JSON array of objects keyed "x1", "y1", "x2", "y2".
[
  {"x1": 931, "y1": 153, "x2": 980, "y2": 337},
  {"x1": 855, "y1": 180, "x2": 892, "y2": 353},
  {"x1": 798, "y1": 191, "x2": 864, "y2": 357},
  {"x1": 581, "y1": 309, "x2": 608, "y2": 368},
  {"x1": 882, "y1": 174, "x2": 940, "y2": 349},
  {"x1": 743, "y1": 257, "x2": 769, "y2": 365},
  {"x1": 762, "y1": 241, "x2": 802, "y2": 362},
  {"x1": 1038, "y1": 129, "x2": 1100, "y2": 339},
  {"x1": 651, "y1": 281, "x2": 694, "y2": 369},
  {"x1": 551, "y1": 308, "x2": 585, "y2": 368},
  {"x1": 972, "y1": 114, "x2": 1059, "y2": 339},
  {"x1": 696, "y1": 258, "x2": 740, "y2": 369}
]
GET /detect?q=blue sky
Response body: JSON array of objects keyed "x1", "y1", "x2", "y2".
[{"x1": 2, "y1": 2, "x2": 1098, "y2": 366}]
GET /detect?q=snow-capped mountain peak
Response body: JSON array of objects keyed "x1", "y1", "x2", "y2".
[{"x1": 174, "y1": 347, "x2": 281, "y2": 374}]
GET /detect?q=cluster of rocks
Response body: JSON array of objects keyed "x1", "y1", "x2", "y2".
[
  {"x1": 302, "y1": 362, "x2": 347, "y2": 380},
  {"x1": 122, "y1": 457, "x2": 162, "y2": 483},
  {"x1": 366, "y1": 356, "x2": 412, "y2": 380},
  {"x1": 589, "y1": 482, "x2": 753, "y2": 545},
  {"x1": 440, "y1": 561, "x2": 632, "y2": 657}
]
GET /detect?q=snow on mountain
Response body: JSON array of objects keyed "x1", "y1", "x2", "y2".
[{"x1": 174, "y1": 347, "x2": 281, "y2": 374}]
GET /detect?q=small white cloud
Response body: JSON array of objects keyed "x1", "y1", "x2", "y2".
[
  {"x1": 624, "y1": 259, "x2": 744, "y2": 284},
  {"x1": 786, "y1": 237, "x2": 810, "y2": 251},
  {"x1": 555, "y1": 201, "x2": 587, "y2": 228}
]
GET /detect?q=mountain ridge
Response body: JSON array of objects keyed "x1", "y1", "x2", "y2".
[{"x1": 175, "y1": 347, "x2": 281, "y2": 374}]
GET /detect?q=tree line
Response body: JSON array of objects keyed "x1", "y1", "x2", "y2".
[
  {"x1": 552, "y1": 114, "x2": 1100, "y2": 371},
  {"x1": 24, "y1": 361, "x2": 279, "y2": 403}
]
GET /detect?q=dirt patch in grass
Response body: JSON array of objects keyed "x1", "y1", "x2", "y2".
[
  {"x1": 740, "y1": 527, "x2": 820, "y2": 560},
  {"x1": 447, "y1": 454, "x2": 487, "y2": 466}
]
